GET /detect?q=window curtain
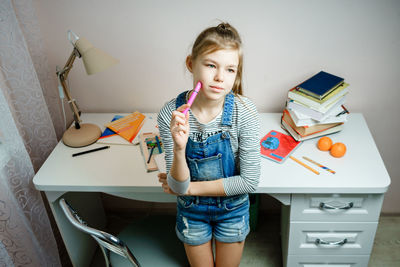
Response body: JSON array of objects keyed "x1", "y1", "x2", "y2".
[{"x1": 0, "y1": 0, "x2": 65, "y2": 266}]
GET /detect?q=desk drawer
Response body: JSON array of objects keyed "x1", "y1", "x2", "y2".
[
  {"x1": 288, "y1": 222, "x2": 377, "y2": 255},
  {"x1": 291, "y1": 194, "x2": 383, "y2": 222},
  {"x1": 286, "y1": 255, "x2": 370, "y2": 267}
]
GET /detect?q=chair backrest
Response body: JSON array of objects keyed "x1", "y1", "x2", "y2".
[{"x1": 59, "y1": 198, "x2": 141, "y2": 267}]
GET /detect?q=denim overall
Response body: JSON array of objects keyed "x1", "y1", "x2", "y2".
[{"x1": 174, "y1": 91, "x2": 250, "y2": 245}]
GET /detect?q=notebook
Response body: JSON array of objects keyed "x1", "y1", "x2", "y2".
[
  {"x1": 260, "y1": 130, "x2": 301, "y2": 163},
  {"x1": 105, "y1": 111, "x2": 145, "y2": 143}
]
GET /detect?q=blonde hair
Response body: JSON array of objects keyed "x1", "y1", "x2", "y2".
[{"x1": 190, "y1": 22, "x2": 243, "y2": 96}]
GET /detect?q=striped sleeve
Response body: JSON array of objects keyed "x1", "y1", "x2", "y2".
[
  {"x1": 223, "y1": 97, "x2": 261, "y2": 195},
  {"x1": 157, "y1": 99, "x2": 175, "y2": 173}
]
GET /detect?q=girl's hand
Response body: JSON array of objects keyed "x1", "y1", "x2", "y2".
[
  {"x1": 158, "y1": 173, "x2": 177, "y2": 195},
  {"x1": 170, "y1": 104, "x2": 190, "y2": 152}
]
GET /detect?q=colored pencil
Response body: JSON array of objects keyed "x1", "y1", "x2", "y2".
[
  {"x1": 289, "y1": 156, "x2": 320, "y2": 175},
  {"x1": 155, "y1": 135, "x2": 162, "y2": 153},
  {"x1": 303, "y1": 156, "x2": 336, "y2": 174},
  {"x1": 147, "y1": 146, "x2": 155, "y2": 163}
]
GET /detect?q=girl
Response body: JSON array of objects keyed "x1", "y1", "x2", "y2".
[{"x1": 157, "y1": 22, "x2": 260, "y2": 267}]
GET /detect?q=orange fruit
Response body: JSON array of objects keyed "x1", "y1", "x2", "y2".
[
  {"x1": 317, "y1": 136, "x2": 333, "y2": 151},
  {"x1": 330, "y1": 142, "x2": 347, "y2": 157}
]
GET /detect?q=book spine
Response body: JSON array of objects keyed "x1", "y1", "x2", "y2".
[
  {"x1": 297, "y1": 87, "x2": 323, "y2": 100},
  {"x1": 287, "y1": 101, "x2": 324, "y2": 120},
  {"x1": 282, "y1": 119, "x2": 343, "y2": 141},
  {"x1": 288, "y1": 90, "x2": 323, "y2": 109},
  {"x1": 287, "y1": 98, "x2": 343, "y2": 122},
  {"x1": 281, "y1": 119, "x2": 301, "y2": 141},
  {"x1": 288, "y1": 94, "x2": 346, "y2": 115},
  {"x1": 289, "y1": 108, "x2": 348, "y2": 127},
  {"x1": 288, "y1": 84, "x2": 348, "y2": 110}
]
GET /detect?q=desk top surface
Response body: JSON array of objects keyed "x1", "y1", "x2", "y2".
[{"x1": 33, "y1": 113, "x2": 390, "y2": 194}]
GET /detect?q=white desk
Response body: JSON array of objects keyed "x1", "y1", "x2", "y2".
[{"x1": 33, "y1": 113, "x2": 390, "y2": 267}]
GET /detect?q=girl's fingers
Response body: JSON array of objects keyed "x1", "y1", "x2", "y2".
[
  {"x1": 162, "y1": 184, "x2": 173, "y2": 194},
  {"x1": 171, "y1": 112, "x2": 188, "y2": 131},
  {"x1": 171, "y1": 123, "x2": 189, "y2": 136},
  {"x1": 173, "y1": 130, "x2": 187, "y2": 138},
  {"x1": 176, "y1": 104, "x2": 190, "y2": 113},
  {"x1": 172, "y1": 110, "x2": 187, "y2": 121},
  {"x1": 173, "y1": 115, "x2": 186, "y2": 126},
  {"x1": 158, "y1": 173, "x2": 167, "y2": 178},
  {"x1": 173, "y1": 105, "x2": 191, "y2": 123},
  {"x1": 158, "y1": 173, "x2": 167, "y2": 185},
  {"x1": 175, "y1": 124, "x2": 188, "y2": 133},
  {"x1": 172, "y1": 110, "x2": 185, "y2": 118},
  {"x1": 165, "y1": 187, "x2": 177, "y2": 195}
]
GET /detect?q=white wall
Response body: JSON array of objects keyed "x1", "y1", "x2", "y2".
[{"x1": 33, "y1": 0, "x2": 400, "y2": 213}]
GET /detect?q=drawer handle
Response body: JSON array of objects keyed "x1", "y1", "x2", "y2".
[
  {"x1": 315, "y1": 238, "x2": 347, "y2": 246},
  {"x1": 319, "y1": 202, "x2": 354, "y2": 210}
]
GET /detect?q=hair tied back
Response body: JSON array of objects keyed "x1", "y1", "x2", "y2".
[{"x1": 217, "y1": 23, "x2": 229, "y2": 33}]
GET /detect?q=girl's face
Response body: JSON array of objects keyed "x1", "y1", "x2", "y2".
[{"x1": 188, "y1": 49, "x2": 239, "y2": 102}]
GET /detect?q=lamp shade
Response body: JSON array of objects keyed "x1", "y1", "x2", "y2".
[{"x1": 75, "y1": 37, "x2": 119, "y2": 75}]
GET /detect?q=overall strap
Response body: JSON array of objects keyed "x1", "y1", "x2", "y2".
[
  {"x1": 176, "y1": 91, "x2": 188, "y2": 109},
  {"x1": 221, "y1": 93, "x2": 234, "y2": 126}
]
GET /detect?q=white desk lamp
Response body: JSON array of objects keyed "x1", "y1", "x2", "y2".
[{"x1": 57, "y1": 31, "x2": 118, "y2": 147}]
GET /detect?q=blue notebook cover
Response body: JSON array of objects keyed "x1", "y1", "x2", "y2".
[{"x1": 297, "y1": 71, "x2": 344, "y2": 99}]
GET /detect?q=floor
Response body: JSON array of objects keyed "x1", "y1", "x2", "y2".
[{"x1": 90, "y1": 212, "x2": 400, "y2": 267}]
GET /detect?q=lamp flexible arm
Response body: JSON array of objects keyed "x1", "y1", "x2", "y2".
[{"x1": 57, "y1": 48, "x2": 82, "y2": 129}]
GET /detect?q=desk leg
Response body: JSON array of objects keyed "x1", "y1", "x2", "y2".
[
  {"x1": 281, "y1": 204, "x2": 290, "y2": 267},
  {"x1": 46, "y1": 191, "x2": 107, "y2": 267}
]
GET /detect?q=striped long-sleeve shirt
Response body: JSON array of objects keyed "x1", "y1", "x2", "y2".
[{"x1": 157, "y1": 93, "x2": 260, "y2": 196}]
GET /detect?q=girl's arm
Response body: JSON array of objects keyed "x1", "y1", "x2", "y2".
[
  {"x1": 158, "y1": 102, "x2": 191, "y2": 194},
  {"x1": 222, "y1": 99, "x2": 261, "y2": 195},
  {"x1": 169, "y1": 146, "x2": 190, "y2": 182},
  {"x1": 169, "y1": 107, "x2": 190, "y2": 182},
  {"x1": 187, "y1": 179, "x2": 226, "y2": 196}
]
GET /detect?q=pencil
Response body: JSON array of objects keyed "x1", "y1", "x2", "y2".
[
  {"x1": 155, "y1": 135, "x2": 162, "y2": 153},
  {"x1": 303, "y1": 156, "x2": 336, "y2": 174},
  {"x1": 72, "y1": 146, "x2": 110, "y2": 157},
  {"x1": 289, "y1": 156, "x2": 320, "y2": 175},
  {"x1": 336, "y1": 105, "x2": 349, "y2": 117},
  {"x1": 147, "y1": 146, "x2": 155, "y2": 163}
]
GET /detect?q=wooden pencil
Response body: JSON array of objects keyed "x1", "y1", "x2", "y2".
[
  {"x1": 303, "y1": 156, "x2": 336, "y2": 174},
  {"x1": 289, "y1": 156, "x2": 320, "y2": 175}
]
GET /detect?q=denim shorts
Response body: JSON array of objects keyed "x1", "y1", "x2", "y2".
[{"x1": 175, "y1": 194, "x2": 250, "y2": 246}]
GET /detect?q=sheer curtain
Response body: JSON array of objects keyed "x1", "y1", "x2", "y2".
[{"x1": 0, "y1": 0, "x2": 65, "y2": 266}]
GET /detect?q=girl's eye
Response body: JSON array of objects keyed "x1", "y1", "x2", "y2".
[
  {"x1": 228, "y1": 68, "x2": 236, "y2": 73},
  {"x1": 206, "y1": 64, "x2": 216, "y2": 68}
]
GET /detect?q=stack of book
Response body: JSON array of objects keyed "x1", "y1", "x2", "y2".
[{"x1": 282, "y1": 71, "x2": 349, "y2": 141}]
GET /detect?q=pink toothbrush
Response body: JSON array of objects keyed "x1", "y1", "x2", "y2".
[{"x1": 182, "y1": 81, "x2": 202, "y2": 115}]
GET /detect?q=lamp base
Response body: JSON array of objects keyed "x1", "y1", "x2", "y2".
[{"x1": 62, "y1": 123, "x2": 102, "y2": 148}]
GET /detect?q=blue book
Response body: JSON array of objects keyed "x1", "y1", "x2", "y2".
[{"x1": 297, "y1": 71, "x2": 344, "y2": 100}]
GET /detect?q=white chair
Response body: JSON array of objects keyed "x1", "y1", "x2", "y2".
[{"x1": 59, "y1": 198, "x2": 188, "y2": 267}]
